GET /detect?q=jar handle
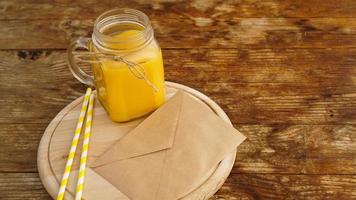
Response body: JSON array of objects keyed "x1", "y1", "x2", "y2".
[{"x1": 67, "y1": 37, "x2": 94, "y2": 86}]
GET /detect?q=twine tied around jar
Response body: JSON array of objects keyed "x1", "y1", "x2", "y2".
[{"x1": 72, "y1": 51, "x2": 158, "y2": 92}]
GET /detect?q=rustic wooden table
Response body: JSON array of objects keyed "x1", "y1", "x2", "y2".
[{"x1": 1, "y1": 1, "x2": 356, "y2": 199}]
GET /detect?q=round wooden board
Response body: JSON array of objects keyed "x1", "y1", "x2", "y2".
[{"x1": 37, "y1": 82, "x2": 237, "y2": 200}]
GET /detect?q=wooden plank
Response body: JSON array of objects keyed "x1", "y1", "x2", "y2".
[
  {"x1": 1, "y1": 0, "x2": 356, "y2": 19},
  {"x1": 234, "y1": 125, "x2": 356, "y2": 174},
  {"x1": 1, "y1": 173, "x2": 355, "y2": 199},
  {"x1": 0, "y1": 124, "x2": 45, "y2": 172},
  {"x1": 3, "y1": 80, "x2": 356, "y2": 124},
  {"x1": 1, "y1": 123, "x2": 355, "y2": 174},
  {"x1": 164, "y1": 48, "x2": 356, "y2": 84},
  {"x1": 0, "y1": 49, "x2": 355, "y2": 124},
  {"x1": 0, "y1": 173, "x2": 50, "y2": 200},
  {"x1": 219, "y1": 174, "x2": 356, "y2": 199},
  {"x1": 1, "y1": 17, "x2": 356, "y2": 49}
]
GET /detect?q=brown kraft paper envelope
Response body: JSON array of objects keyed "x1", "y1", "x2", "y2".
[{"x1": 90, "y1": 91, "x2": 246, "y2": 200}]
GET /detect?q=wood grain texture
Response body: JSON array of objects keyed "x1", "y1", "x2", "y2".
[
  {"x1": 1, "y1": 173, "x2": 356, "y2": 200},
  {"x1": 2, "y1": 0, "x2": 356, "y2": 50},
  {"x1": 219, "y1": 174, "x2": 356, "y2": 199},
  {"x1": 1, "y1": 0, "x2": 356, "y2": 20},
  {"x1": 0, "y1": 173, "x2": 50, "y2": 200},
  {"x1": 235, "y1": 125, "x2": 356, "y2": 174},
  {"x1": 1, "y1": 0, "x2": 356, "y2": 199},
  {"x1": 0, "y1": 49, "x2": 355, "y2": 124},
  {"x1": 2, "y1": 18, "x2": 356, "y2": 49},
  {"x1": 2, "y1": 123, "x2": 356, "y2": 175},
  {"x1": 2, "y1": 0, "x2": 356, "y2": 49},
  {"x1": 0, "y1": 124, "x2": 45, "y2": 172}
]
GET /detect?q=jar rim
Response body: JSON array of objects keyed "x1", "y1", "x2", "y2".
[{"x1": 92, "y1": 8, "x2": 153, "y2": 52}]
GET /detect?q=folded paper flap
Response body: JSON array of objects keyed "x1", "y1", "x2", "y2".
[
  {"x1": 89, "y1": 91, "x2": 247, "y2": 200},
  {"x1": 155, "y1": 92, "x2": 246, "y2": 199},
  {"x1": 90, "y1": 91, "x2": 184, "y2": 167},
  {"x1": 181, "y1": 91, "x2": 246, "y2": 146}
]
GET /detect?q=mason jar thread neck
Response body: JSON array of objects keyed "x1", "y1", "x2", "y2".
[{"x1": 92, "y1": 8, "x2": 153, "y2": 52}]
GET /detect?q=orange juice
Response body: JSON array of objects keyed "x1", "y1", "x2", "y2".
[{"x1": 92, "y1": 29, "x2": 165, "y2": 122}]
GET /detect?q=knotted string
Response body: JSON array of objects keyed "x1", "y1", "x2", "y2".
[{"x1": 73, "y1": 51, "x2": 158, "y2": 92}]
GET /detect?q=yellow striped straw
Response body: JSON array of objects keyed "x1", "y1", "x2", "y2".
[
  {"x1": 56, "y1": 88, "x2": 92, "y2": 200},
  {"x1": 75, "y1": 93, "x2": 95, "y2": 200}
]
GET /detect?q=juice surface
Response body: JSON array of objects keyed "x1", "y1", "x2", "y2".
[{"x1": 92, "y1": 29, "x2": 165, "y2": 122}]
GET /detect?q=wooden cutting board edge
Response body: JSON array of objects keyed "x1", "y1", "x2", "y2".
[{"x1": 37, "y1": 81, "x2": 237, "y2": 200}]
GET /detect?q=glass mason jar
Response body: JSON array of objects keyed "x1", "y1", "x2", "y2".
[{"x1": 68, "y1": 8, "x2": 165, "y2": 122}]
